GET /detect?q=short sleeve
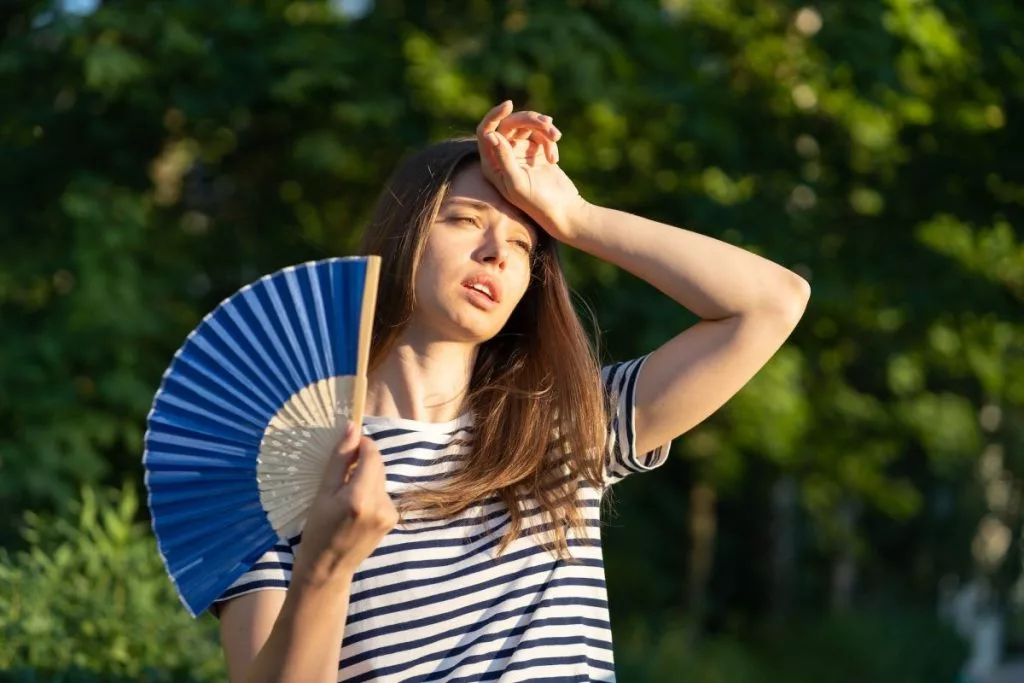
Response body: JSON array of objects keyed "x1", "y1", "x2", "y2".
[
  {"x1": 601, "y1": 356, "x2": 672, "y2": 486},
  {"x1": 209, "y1": 539, "x2": 295, "y2": 616}
]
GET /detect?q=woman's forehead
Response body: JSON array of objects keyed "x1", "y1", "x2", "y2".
[{"x1": 444, "y1": 165, "x2": 536, "y2": 236}]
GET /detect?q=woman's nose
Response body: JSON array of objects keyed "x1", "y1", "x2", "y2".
[{"x1": 477, "y1": 230, "x2": 509, "y2": 269}]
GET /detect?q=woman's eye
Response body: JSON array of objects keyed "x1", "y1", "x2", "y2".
[
  {"x1": 513, "y1": 240, "x2": 533, "y2": 253},
  {"x1": 453, "y1": 215, "x2": 479, "y2": 226}
]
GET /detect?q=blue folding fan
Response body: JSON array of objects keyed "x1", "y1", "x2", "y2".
[{"x1": 143, "y1": 255, "x2": 380, "y2": 617}]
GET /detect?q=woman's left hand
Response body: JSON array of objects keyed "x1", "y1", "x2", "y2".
[{"x1": 475, "y1": 101, "x2": 588, "y2": 243}]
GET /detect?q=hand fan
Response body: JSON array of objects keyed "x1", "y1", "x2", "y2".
[{"x1": 142, "y1": 255, "x2": 380, "y2": 617}]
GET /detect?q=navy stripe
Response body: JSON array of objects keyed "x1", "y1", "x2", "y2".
[
  {"x1": 357, "y1": 518, "x2": 599, "y2": 578},
  {"x1": 385, "y1": 452, "x2": 466, "y2": 468},
  {"x1": 351, "y1": 540, "x2": 601, "y2": 604},
  {"x1": 367, "y1": 516, "x2": 598, "y2": 560},
  {"x1": 446, "y1": 658, "x2": 612, "y2": 683},
  {"x1": 391, "y1": 498, "x2": 600, "y2": 536},
  {"x1": 380, "y1": 440, "x2": 453, "y2": 456},
  {"x1": 369, "y1": 426, "x2": 474, "y2": 441},
  {"x1": 343, "y1": 599, "x2": 609, "y2": 669},
  {"x1": 250, "y1": 560, "x2": 291, "y2": 572},
  {"x1": 348, "y1": 564, "x2": 606, "y2": 626},
  {"x1": 391, "y1": 502, "x2": 513, "y2": 536},
  {"x1": 386, "y1": 472, "x2": 453, "y2": 484},
  {"x1": 216, "y1": 578, "x2": 288, "y2": 600},
  {"x1": 587, "y1": 655, "x2": 617, "y2": 672},
  {"x1": 344, "y1": 586, "x2": 609, "y2": 648},
  {"x1": 400, "y1": 472, "x2": 586, "y2": 492},
  {"x1": 420, "y1": 649, "x2": 592, "y2": 683},
  {"x1": 355, "y1": 527, "x2": 599, "y2": 586},
  {"x1": 622, "y1": 358, "x2": 641, "y2": 469},
  {"x1": 604, "y1": 359, "x2": 647, "y2": 477},
  {"x1": 607, "y1": 363, "x2": 630, "y2": 476},
  {"x1": 347, "y1": 626, "x2": 610, "y2": 682}
]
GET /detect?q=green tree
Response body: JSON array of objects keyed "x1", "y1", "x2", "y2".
[{"x1": 2, "y1": 0, "x2": 1021, "y2": 677}]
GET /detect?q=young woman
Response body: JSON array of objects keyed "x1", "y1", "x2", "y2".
[{"x1": 216, "y1": 102, "x2": 810, "y2": 683}]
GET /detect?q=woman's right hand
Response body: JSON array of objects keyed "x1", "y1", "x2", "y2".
[{"x1": 292, "y1": 423, "x2": 397, "y2": 587}]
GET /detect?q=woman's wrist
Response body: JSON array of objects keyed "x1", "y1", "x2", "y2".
[
  {"x1": 556, "y1": 198, "x2": 601, "y2": 250},
  {"x1": 291, "y1": 552, "x2": 357, "y2": 595},
  {"x1": 536, "y1": 194, "x2": 592, "y2": 246}
]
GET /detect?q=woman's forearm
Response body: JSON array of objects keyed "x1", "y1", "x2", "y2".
[
  {"x1": 244, "y1": 573, "x2": 353, "y2": 683},
  {"x1": 563, "y1": 201, "x2": 809, "y2": 321}
]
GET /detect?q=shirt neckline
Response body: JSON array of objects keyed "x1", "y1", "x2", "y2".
[{"x1": 362, "y1": 412, "x2": 474, "y2": 434}]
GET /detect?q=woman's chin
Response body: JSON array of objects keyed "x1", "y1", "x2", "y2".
[{"x1": 406, "y1": 313, "x2": 506, "y2": 347}]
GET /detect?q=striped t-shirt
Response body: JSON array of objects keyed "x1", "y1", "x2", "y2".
[{"x1": 215, "y1": 356, "x2": 671, "y2": 682}]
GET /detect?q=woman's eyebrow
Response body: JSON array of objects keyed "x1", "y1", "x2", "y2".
[
  {"x1": 443, "y1": 196, "x2": 536, "y2": 240},
  {"x1": 514, "y1": 225, "x2": 536, "y2": 242},
  {"x1": 442, "y1": 197, "x2": 489, "y2": 210}
]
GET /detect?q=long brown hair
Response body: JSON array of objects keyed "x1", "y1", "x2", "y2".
[{"x1": 358, "y1": 139, "x2": 607, "y2": 557}]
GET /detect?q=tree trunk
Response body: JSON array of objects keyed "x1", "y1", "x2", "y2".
[
  {"x1": 686, "y1": 481, "x2": 717, "y2": 646},
  {"x1": 830, "y1": 498, "x2": 860, "y2": 613},
  {"x1": 770, "y1": 475, "x2": 798, "y2": 622}
]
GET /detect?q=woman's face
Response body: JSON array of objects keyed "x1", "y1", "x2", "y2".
[{"x1": 410, "y1": 162, "x2": 539, "y2": 345}]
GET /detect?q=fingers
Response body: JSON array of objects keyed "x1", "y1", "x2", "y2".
[
  {"x1": 480, "y1": 130, "x2": 523, "y2": 193},
  {"x1": 531, "y1": 133, "x2": 558, "y2": 164},
  {"x1": 343, "y1": 433, "x2": 384, "y2": 486},
  {"x1": 476, "y1": 100, "x2": 514, "y2": 136},
  {"x1": 344, "y1": 435, "x2": 397, "y2": 533},
  {"x1": 525, "y1": 137, "x2": 548, "y2": 166},
  {"x1": 476, "y1": 100, "x2": 563, "y2": 195},
  {"x1": 477, "y1": 100, "x2": 561, "y2": 148},
  {"x1": 496, "y1": 113, "x2": 561, "y2": 143},
  {"x1": 505, "y1": 128, "x2": 560, "y2": 165},
  {"x1": 344, "y1": 435, "x2": 385, "y2": 493},
  {"x1": 319, "y1": 421, "x2": 362, "y2": 494}
]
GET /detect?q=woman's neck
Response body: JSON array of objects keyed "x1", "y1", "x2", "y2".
[{"x1": 365, "y1": 337, "x2": 477, "y2": 424}]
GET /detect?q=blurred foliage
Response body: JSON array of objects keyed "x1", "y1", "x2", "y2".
[
  {"x1": 0, "y1": 672, "x2": 204, "y2": 683},
  {"x1": 0, "y1": 483, "x2": 223, "y2": 679},
  {"x1": 614, "y1": 611, "x2": 968, "y2": 683},
  {"x1": 1, "y1": 0, "x2": 1023, "y2": 678},
  {"x1": 0, "y1": 485, "x2": 223, "y2": 681},
  {"x1": 759, "y1": 610, "x2": 969, "y2": 683}
]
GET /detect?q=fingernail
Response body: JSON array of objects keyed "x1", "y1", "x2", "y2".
[{"x1": 540, "y1": 115, "x2": 552, "y2": 123}]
